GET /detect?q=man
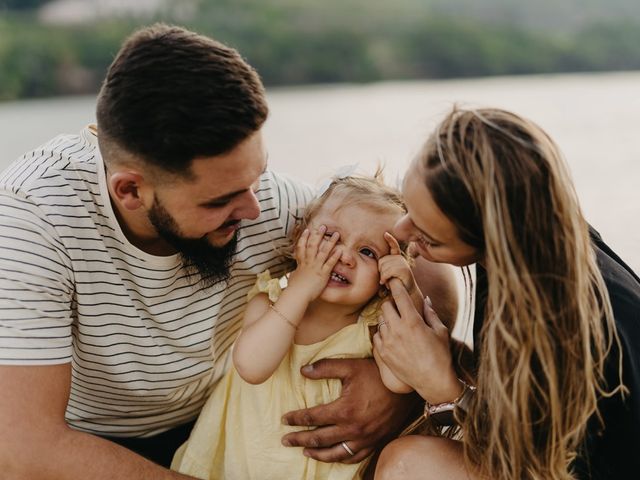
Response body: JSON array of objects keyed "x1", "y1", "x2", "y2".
[{"x1": 0, "y1": 24, "x2": 457, "y2": 478}]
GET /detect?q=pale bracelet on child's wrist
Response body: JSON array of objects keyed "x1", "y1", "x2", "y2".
[{"x1": 269, "y1": 304, "x2": 298, "y2": 330}]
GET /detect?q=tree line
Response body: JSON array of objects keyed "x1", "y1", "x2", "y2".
[{"x1": 1, "y1": 0, "x2": 640, "y2": 100}]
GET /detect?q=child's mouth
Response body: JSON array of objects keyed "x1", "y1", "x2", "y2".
[{"x1": 330, "y1": 271, "x2": 349, "y2": 284}]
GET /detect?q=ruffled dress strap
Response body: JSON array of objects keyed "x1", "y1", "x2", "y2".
[
  {"x1": 246, "y1": 269, "x2": 286, "y2": 303},
  {"x1": 359, "y1": 296, "x2": 384, "y2": 328}
]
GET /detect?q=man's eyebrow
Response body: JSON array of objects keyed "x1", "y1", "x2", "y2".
[
  {"x1": 198, "y1": 189, "x2": 248, "y2": 206},
  {"x1": 199, "y1": 155, "x2": 269, "y2": 207}
]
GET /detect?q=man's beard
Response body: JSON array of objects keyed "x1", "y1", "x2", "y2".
[{"x1": 147, "y1": 196, "x2": 238, "y2": 289}]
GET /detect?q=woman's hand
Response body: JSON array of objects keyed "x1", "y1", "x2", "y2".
[
  {"x1": 373, "y1": 278, "x2": 462, "y2": 405},
  {"x1": 288, "y1": 225, "x2": 341, "y2": 303}
]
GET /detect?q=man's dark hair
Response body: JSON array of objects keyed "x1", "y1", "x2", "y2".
[{"x1": 96, "y1": 24, "x2": 268, "y2": 175}]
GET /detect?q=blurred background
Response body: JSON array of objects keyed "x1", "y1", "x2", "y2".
[{"x1": 0, "y1": 0, "x2": 638, "y2": 273}]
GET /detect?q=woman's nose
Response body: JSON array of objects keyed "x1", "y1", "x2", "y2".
[{"x1": 392, "y1": 214, "x2": 413, "y2": 242}]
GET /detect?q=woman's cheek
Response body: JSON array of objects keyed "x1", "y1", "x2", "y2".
[{"x1": 414, "y1": 244, "x2": 434, "y2": 262}]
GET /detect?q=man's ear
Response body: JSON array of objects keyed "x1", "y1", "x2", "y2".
[{"x1": 108, "y1": 171, "x2": 151, "y2": 211}]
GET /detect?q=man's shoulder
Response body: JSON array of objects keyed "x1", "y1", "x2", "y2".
[
  {"x1": 0, "y1": 131, "x2": 98, "y2": 194},
  {"x1": 258, "y1": 170, "x2": 315, "y2": 210},
  {"x1": 262, "y1": 170, "x2": 313, "y2": 195}
]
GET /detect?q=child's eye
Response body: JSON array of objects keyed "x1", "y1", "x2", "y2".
[
  {"x1": 323, "y1": 232, "x2": 335, "y2": 238},
  {"x1": 359, "y1": 247, "x2": 377, "y2": 259}
]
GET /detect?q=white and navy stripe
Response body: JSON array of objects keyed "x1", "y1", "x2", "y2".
[{"x1": 0, "y1": 126, "x2": 313, "y2": 437}]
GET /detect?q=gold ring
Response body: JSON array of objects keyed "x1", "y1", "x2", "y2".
[{"x1": 341, "y1": 441, "x2": 355, "y2": 456}]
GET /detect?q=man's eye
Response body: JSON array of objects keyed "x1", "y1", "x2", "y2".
[
  {"x1": 323, "y1": 232, "x2": 334, "y2": 238},
  {"x1": 360, "y1": 248, "x2": 377, "y2": 259},
  {"x1": 205, "y1": 200, "x2": 231, "y2": 209}
]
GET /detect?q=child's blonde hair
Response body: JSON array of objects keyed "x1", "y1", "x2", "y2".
[
  {"x1": 291, "y1": 170, "x2": 408, "y2": 326},
  {"x1": 291, "y1": 169, "x2": 407, "y2": 251}
]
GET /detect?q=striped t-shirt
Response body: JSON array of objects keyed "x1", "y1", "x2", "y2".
[{"x1": 0, "y1": 126, "x2": 313, "y2": 437}]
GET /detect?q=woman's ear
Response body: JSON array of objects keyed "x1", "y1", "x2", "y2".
[{"x1": 108, "y1": 171, "x2": 149, "y2": 211}]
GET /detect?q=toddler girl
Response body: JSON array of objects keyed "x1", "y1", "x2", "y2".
[{"x1": 172, "y1": 174, "x2": 423, "y2": 479}]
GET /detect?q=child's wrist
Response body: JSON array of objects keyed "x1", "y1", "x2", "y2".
[
  {"x1": 269, "y1": 304, "x2": 298, "y2": 330},
  {"x1": 282, "y1": 280, "x2": 315, "y2": 305}
]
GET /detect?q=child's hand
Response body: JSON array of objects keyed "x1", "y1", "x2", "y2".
[
  {"x1": 378, "y1": 232, "x2": 418, "y2": 295},
  {"x1": 289, "y1": 225, "x2": 341, "y2": 303}
]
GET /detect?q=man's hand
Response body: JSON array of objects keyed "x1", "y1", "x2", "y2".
[{"x1": 280, "y1": 358, "x2": 418, "y2": 464}]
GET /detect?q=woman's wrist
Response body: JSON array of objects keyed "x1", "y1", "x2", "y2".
[
  {"x1": 416, "y1": 372, "x2": 464, "y2": 406},
  {"x1": 421, "y1": 378, "x2": 476, "y2": 426}
]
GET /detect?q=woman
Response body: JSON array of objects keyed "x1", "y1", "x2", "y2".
[{"x1": 373, "y1": 107, "x2": 640, "y2": 479}]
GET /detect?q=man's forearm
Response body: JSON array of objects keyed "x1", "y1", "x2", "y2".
[{"x1": 3, "y1": 427, "x2": 196, "y2": 480}]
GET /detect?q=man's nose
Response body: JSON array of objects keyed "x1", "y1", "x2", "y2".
[{"x1": 234, "y1": 189, "x2": 261, "y2": 221}]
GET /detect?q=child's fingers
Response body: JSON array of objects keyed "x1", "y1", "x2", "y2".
[
  {"x1": 380, "y1": 267, "x2": 408, "y2": 288},
  {"x1": 317, "y1": 231, "x2": 339, "y2": 262},
  {"x1": 378, "y1": 256, "x2": 407, "y2": 284},
  {"x1": 295, "y1": 229, "x2": 310, "y2": 260},
  {"x1": 384, "y1": 232, "x2": 402, "y2": 256},
  {"x1": 323, "y1": 245, "x2": 342, "y2": 271},
  {"x1": 305, "y1": 225, "x2": 327, "y2": 259},
  {"x1": 378, "y1": 260, "x2": 391, "y2": 285}
]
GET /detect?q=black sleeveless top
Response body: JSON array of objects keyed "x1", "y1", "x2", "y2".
[{"x1": 472, "y1": 229, "x2": 640, "y2": 478}]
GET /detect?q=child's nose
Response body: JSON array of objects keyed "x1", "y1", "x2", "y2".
[{"x1": 339, "y1": 247, "x2": 355, "y2": 267}]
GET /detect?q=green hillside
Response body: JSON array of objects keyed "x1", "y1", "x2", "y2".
[{"x1": 1, "y1": 0, "x2": 640, "y2": 100}]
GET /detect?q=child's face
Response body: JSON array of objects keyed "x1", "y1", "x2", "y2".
[{"x1": 308, "y1": 196, "x2": 402, "y2": 309}]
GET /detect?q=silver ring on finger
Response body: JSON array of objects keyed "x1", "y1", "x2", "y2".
[
  {"x1": 341, "y1": 441, "x2": 355, "y2": 456},
  {"x1": 377, "y1": 320, "x2": 386, "y2": 329}
]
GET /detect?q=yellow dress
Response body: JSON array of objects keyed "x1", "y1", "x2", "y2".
[{"x1": 172, "y1": 271, "x2": 379, "y2": 480}]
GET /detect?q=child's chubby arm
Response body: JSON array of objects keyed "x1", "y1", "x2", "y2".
[
  {"x1": 373, "y1": 232, "x2": 422, "y2": 394},
  {"x1": 233, "y1": 226, "x2": 341, "y2": 385}
]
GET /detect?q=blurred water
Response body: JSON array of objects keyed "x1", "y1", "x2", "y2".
[{"x1": 1, "y1": 72, "x2": 638, "y2": 273}]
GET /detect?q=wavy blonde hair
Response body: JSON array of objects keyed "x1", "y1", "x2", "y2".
[
  {"x1": 418, "y1": 107, "x2": 623, "y2": 479},
  {"x1": 289, "y1": 169, "x2": 407, "y2": 253}
]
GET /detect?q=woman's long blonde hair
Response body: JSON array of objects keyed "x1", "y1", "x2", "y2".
[{"x1": 418, "y1": 107, "x2": 623, "y2": 479}]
